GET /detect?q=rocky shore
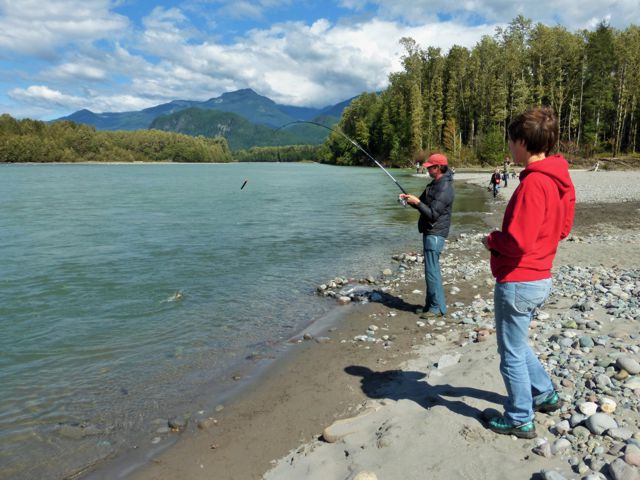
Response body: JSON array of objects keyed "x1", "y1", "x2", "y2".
[{"x1": 131, "y1": 171, "x2": 640, "y2": 480}]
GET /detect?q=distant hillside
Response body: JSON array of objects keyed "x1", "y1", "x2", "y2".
[
  {"x1": 150, "y1": 108, "x2": 336, "y2": 150},
  {"x1": 56, "y1": 88, "x2": 354, "y2": 132}
]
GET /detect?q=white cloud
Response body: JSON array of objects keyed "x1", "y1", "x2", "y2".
[
  {"x1": 45, "y1": 63, "x2": 108, "y2": 81},
  {"x1": 9, "y1": 85, "x2": 88, "y2": 108},
  {"x1": 356, "y1": 0, "x2": 639, "y2": 30},
  {"x1": 0, "y1": 0, "x2": 129, "y2": 56},
  {"x1": 5, "y1": 0, "x2": 640, "y2": 119},
  {"x1": 9, "y1": 85, "x2": 158, "y2": 112}
]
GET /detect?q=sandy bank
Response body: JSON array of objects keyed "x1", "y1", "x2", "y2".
[{"x1": 455, "y1": 170, "x2": 640, "y2": 204}]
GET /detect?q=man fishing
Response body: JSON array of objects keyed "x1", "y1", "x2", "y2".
[{"x1": 399, "y1": 153, "x2": 455, "y2": 318}]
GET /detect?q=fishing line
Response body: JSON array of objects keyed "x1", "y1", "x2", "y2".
[{"x1": 275, "y1": 121, "x2": 409, "y2": 200}]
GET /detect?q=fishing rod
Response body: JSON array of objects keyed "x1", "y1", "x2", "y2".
[{"x1": 275, "y1": 120, "x2": 409, "y2": 196}]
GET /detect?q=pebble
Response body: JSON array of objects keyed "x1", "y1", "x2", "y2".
[
  {"x1": 541, "y1": 470, "x2": 567, "y2": 480},
  {"x1": 168, "y1": 416, "x2": 186, "y2": 430},
  {"x1": 600, "y1": 397, "x2": 617, "y2": 413},
  {"x1": 436, "y1": 353, "x2": 461, "y2": 369},
  {"x1": 579, "y1": 402, "x2": 598, "y2": 417},
  {"x1": 551, "y1": 438, "x2": 572, "y2": 455},
  {"x1": 353, "y1": 472, "x2": 378, "y2": 480},
  {"x1": 534, "y1": 440, "x2": 553, "y2": 458}
]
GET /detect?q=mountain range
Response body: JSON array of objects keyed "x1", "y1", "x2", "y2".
[{"x1": 56, "y1": 89, "x2": 354, "y2": 149}]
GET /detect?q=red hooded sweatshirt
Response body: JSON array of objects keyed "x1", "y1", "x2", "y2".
[{"x1": 486, "y1": 154, "x2": 576, "y2": 283}]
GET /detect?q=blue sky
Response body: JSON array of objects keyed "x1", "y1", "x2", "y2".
[{"x1": 1, "y1": 0, "x2": 638, "y2": 120}]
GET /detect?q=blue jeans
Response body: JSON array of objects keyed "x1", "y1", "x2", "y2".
[
  {"x1": 494, "y1": 279, "x2": 554, "y2": 424},
  {"x1": 423, "y1": 235, "x2": 446, "y2": 315}
]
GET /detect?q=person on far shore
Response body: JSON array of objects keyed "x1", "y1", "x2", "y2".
[
  {"x1": 481, "y1": 106, "x2": 576, "y2": 439},
  {"x1": 399, "y1": 153, "x2": 454, "y2": 318},
  {"x1": 490, "y1": 167, "x2": 501, "y2": 198}
]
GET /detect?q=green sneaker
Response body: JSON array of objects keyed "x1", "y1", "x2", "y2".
[
  {"x1": 534, "y1": 391, "x2": 562, "y2": 413},
  {"x1": 419, "y1": 310, "x2": 444, "y2": 320},
  {"x1": 487, "y1": 416, "x2": 536, "y2": 439}
]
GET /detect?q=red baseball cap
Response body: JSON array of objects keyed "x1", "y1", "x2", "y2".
[{"x1": 422, "y1": 153, "x2": 448, "y2": 168}]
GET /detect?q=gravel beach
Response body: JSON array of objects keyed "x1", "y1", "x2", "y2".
[{"x1": 129, "y1": 169, "x2": 640, "y2": 480}]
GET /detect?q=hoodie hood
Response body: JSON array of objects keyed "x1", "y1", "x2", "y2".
[{"x1": 520, "y1": 154, "x2": 572, "y2": 196}]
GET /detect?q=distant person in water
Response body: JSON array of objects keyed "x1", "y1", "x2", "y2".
[
  {"x1": 481, "y1": 106, "x2": 576, "y2": 439},
  {"x1": 399, "y1": 153, "x2": 455, "y2": 318}
]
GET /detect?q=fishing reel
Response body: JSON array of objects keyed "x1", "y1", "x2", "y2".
[{"x1": 398, "y1": 196, "x2": 407, "y2": 207}]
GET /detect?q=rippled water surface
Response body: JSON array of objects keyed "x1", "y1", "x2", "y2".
[{"x1": 0, "y1": 162, "x2": 488, "y2": 479}]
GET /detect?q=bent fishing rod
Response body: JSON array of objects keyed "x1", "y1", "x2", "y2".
[{"x1": 275, "y1": 120, "x2": 408, "y2": 197}]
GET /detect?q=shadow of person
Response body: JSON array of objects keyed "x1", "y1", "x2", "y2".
[
  {"x1": 370, "y1": 290, "x2": 422, "y2": 313},
  {"x1": 345, "y1": 365, "x2": 506, "y2": 423}
]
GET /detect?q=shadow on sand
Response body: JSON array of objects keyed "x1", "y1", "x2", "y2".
[
  {"x1": 345, "y1": 365, "x2": 506, "y2": 422},
  {"x1": 369, "y1": 291, "x2": 422, "y2": 313}
]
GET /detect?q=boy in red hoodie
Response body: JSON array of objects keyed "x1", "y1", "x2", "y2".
[{"x1": 481, "y1": 107, "x2": 576, "y2": 438}]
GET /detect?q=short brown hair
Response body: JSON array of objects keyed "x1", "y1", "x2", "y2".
[{"x1": 508, "y1": 107, "x2": 559, "y2": 156}]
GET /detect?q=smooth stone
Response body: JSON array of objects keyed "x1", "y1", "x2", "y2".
[
  {"x1": 322, "y1": 407, "x2": 379, "y2": 443},
  {"x1": 609, "y1": 428, "x2": 634, "y2": 441},
  {"x1": 625, "y1": 444, "x2": 640, "y2": 467},
  {"x1": 625, "y1": 377, "x2": 640, "y2": 390},
  {"x1": 600, "y1": 397, "x2": 617, "y2": 413},
  {"x1": 168, "y1": 417, "x2": 186, "y2": 430},
  {"x1": 573, "y1": 425, "x2": 591, "y2": 441},
  {"x1": 617, "y1": 370, "x2": 631, "y2": 381},
  {"x1": 577, "y1": 461, "x2": 590, "y2": 475},
  {"x1": 554, "y1": 420, "x2": 571, "y2": 435},
  {"x1": 551, "y1": 438, "x2": 572, "y2": 455},
  {"x1": 580, "y1": 336, "x2": 595, "y2": 348},
  {"x1": 618, "y1": 357, "x2": 640, "y2": 375},
  {"x1": 579, "y1": 402, "x2": 599, "y2": 416},
  {"x1": 570, "y1": 413, "x2": 587, "y2": 427},
  {"x1": 541, "y1": 470, "x2": 567, "y2": 480},
  {"x1": 608, "y1": 457, "x2": 640, "y2": 480},
  {"x1": 353, "y1": 472, "x2": 378, "y2": 480},
  {"x1": 533, "y1": 441, "x2": 553, "y2": 458},
  {"x1": 596, "y1": 374, "x2": 612, "y2": 387},
  {"x1": 585, "y1": 413, "x2": 618, "y2": 435}
]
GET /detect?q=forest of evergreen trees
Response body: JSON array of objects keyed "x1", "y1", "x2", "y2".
[
  {"x1": 325, "y1": 17, "x2": 640, "y2": 167},
  {"x1": 0, "y1": 114, "x2": 233, "y2": 163}
]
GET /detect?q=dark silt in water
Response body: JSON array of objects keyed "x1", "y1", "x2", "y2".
[{"x1": 0, "y1": 163, "x2": 489, "y2": 479}]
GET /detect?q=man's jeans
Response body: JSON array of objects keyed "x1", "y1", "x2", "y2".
[
  {"x1": 423, "y1": 234, "x2": 446, "y2": 315},
  {"x1": 494, "y1": 278, "x2": 554, "y2": 424}
]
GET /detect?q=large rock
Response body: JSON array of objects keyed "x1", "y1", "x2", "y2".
[
  {"x1": 585, "y1": 413, "x2": 618, "y2": 435},
  {"x1": 618, "y1": 357, "x2": 640, "y2": 375},
  {"x1": 322, "y1": 407, "x2": 379, "y2": 443},
  {"x1": 608, "y1": 458, "x2": 640, "y2": 480}
]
